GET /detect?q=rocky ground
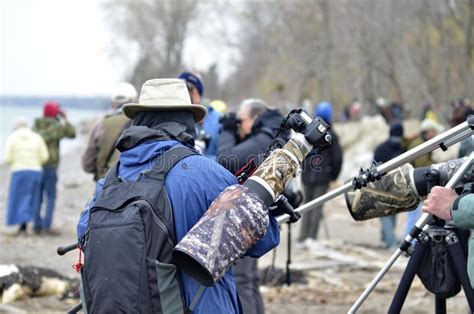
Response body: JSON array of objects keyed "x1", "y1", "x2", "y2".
[{"x1": 0, "y1": 116, "x2": 468, "y2": 313}]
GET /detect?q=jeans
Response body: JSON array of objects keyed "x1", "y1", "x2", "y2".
[
  {"x1": 34, "y1": 167, "x2": 58, "y2": 230},
  {"x1": 380, "y1": 215, "x2": 397, "y2": 248},
  {"x1": 404, "y1": 203, "x2": 423, "y2": 237}
]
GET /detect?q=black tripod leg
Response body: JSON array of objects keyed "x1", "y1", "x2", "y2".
[
  {"x1": 435, "y1": 297, "x2": 446, "y2": 314},
  {"x1": 66, "y1": 302, "x2": 82, "y2": 314},
  {"x1": 286, "y1": 222, "x2": 291, "y2": 286},
  {"x1": 388, "y1": 241, "x2": 429, "y2": 314},
  {"x1": 447, "y1": 239, "x2": 474, "y2": 311}
]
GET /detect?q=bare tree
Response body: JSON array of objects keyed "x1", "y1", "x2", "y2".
[
  {"x1": 103, "y1": 0, "x2": 199, "y2": 89},
  {"x1": 103, "y1": 0, "x2": 474, "y2": 116}
]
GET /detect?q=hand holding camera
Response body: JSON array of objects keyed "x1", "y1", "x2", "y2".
[
  {"x1": 220, "y1": 112, "x2": 240, "y2": 134},
  {"x1": 57, "y1": 108, "x2": 67, "y2": 120}
]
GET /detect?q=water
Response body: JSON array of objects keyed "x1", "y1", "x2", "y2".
[{"x1": 0, "y1": 98, "x2": 109, "y2": 163}]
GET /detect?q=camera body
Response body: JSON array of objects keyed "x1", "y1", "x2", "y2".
[{"x1": 283, "y1": 108, "x2": 331, "y2": 149}]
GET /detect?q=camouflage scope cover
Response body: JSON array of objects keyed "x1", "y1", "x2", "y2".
[
  {"x1": 430, "y1": 157, "x2": 473, "y2": 187},
  {"x1": 173, "y1": 184, "x2": 269, "y2": 287},
  {"x1": 251, "y1": 135, "x2": 311, "y2": 197},
  {"x1": 345, "y1": 163, "x2": 420, "y2": 221}
]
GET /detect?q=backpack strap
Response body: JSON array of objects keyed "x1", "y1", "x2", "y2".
[
  {"x1": 187, "y1": 285, "x2": 206, "y2": 313},
  {"x1": 145, "y1": 145, "x2": 198, "y2": 181}
]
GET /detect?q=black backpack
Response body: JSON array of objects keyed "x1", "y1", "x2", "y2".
[{"x1": 80, "y1": 146, "x2": 203, "y2": 314}]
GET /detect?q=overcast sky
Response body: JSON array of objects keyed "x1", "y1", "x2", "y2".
[{"x1": 0, "y1": 0, "x2": 231, "y2": 97}]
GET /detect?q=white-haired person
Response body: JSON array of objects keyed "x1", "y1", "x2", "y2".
[{"x1": 4, "y1": 117, "x2": 49, "y2": 234}]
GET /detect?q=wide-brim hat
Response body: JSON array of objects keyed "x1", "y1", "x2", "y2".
[{"x1": 122, "y1": 78, "x2": 207, "y2": 122}]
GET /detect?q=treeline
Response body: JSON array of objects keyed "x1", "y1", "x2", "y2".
[{"x1": 103, "y1": 0, "x2": 474, "y2": 115}]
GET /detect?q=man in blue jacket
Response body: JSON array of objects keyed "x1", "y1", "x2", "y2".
[
  {"x1": 77, "y1": 79, "x2": 279, "y2": 313},
  {"x1": 178, "y1": 71, "x2": 222, "y2": 160}
]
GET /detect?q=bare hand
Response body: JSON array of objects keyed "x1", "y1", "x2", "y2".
[
  {"x1": 421, "y1": 186, "x2": 458, "y2": 221},
  {"x1": 57, "y1": 109, "x2": 67, "y2": 120}
]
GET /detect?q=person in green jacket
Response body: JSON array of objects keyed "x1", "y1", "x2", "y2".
[
  {"x1": 422, "y1": 186, "x2": 474, "y2": 287},
  {"x1": 33, "y1": 102, "x2": 76, "y2": 234}
]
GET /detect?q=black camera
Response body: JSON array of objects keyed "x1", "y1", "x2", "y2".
[
  {"x1": 219, "y1": 112, "x2": 240, "y2": 132},
  {"x1": 282, "y1": 108, "x2": 332, "y2": 149}
]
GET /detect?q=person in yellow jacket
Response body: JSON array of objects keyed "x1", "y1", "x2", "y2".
[{"x1": 4, "y1": 117, "x2": 49, "y2": 234}]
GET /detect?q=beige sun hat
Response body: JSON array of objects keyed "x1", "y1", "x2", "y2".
[{"x1": 122, "y1": 78, "x2": 208, "y2": 122}]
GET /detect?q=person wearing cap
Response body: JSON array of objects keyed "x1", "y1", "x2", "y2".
[
  {"x1": 4, "y1": 118, "x2": 49, "y2": 234},
  {"x1": 76, "y1": 79, "x2": 280, "y2": 313},
  {"x1": 81, "y1": 82, "x2": 138, "y2": 181},
  {"x1": 33, "y1": 102, "x2": 76, "y2": 235},
  {"x1": 298, "y1": 101, "x2": 343, "y2": 244},
  {"x1": 178, "y1": 71, "x2": 222, "y2": 160},
  {"x1": 373, "y1": 122, "x2": 405, "y2": 248},
  {"x1": 403, "y1": 118, "x2": 445, "y2": 237}
]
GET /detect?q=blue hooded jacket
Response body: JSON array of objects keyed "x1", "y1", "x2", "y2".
[
  {"x1": 77, "y1": 136, "x2": 280, "y2": 313},
  {"x1": 201, "y1": 106, "x2": 221, "y2": 160}
]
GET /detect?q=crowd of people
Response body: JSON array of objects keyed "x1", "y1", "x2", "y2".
[{"x1": 3, "y1": 70, "x2": 474, "y2": 313}]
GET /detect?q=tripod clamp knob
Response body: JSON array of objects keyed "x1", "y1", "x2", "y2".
[
  {"x1": 352, "y1": 162, "x2": 382, "y2": 190},
  {"x1": 269, "y1": 195, "x2": 301, "y2": 223},
  {"x1": 467, "y1": 114, "x2": 474, "y2": 130},
  {"x1": 445, "y1": 231, "x2": 459, "y2": 245}
]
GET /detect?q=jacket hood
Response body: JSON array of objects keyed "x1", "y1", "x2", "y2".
[
  {"x1": 119, "y1": 140, "x2": 178, "y2": 169},
  {"x1": 116, "y1": 122, "x2": 194, "y2": 152},
  {"x1": 251, "y1": 109, "x2": 284, "y2": 135},
  {"x1": 116, "y1": 123, "x2": 195, "y2": 168}
]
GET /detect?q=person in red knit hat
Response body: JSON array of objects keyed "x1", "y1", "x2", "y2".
[{"x1": 32, "y1": 102, "x2": 76, "y2": 235}]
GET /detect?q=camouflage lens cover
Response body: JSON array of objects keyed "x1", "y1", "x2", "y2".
[
  {"x1": 251, "y1": 135, "x2": 311, "y2": 196},
  {"x1": 173, "y1": 184, "x2": 269, "y2": 286},
  {"x1": 345, "y1": 163, "x2": 420, "y2": 221},
  {"x1": 432, "y1": 157, "x2": 473, "y2": 187}
]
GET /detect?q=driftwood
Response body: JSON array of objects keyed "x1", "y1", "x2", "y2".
[{"x1": 0, "y1": 265, "x2": 79, "y2": 304}]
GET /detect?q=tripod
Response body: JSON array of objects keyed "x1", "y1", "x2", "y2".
[
  {"x1": 388, "y1": 219, "x2": 474, "y2": 313},
  {"x1": 269, "y1": 194, "x2": 302, "y2": 285},
  {"x1": 349, "y1": 152, "x2": 474, "y2": 313}
]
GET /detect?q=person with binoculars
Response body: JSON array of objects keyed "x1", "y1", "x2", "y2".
[
  {"x1": 217, "y1": 98, "x2": 289, "y2": 314},
  {"x1": 33, "y1": 102, "x2": 76, "y2": 235}
]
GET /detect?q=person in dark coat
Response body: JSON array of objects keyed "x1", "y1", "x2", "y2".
[
  {"x1": 373, "y1": 121, "x2": 405, "y2": 248},
  {"x1": 299, "y1": 102, "x2": 343, "y2": 243},
  {"x1": 217, "y1": 98, "x2": 287, "y2": 314}
]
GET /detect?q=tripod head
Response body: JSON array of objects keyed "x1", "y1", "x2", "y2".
[{"x1": 269, "y1": 194, "x2": 301, "y2": 223}]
